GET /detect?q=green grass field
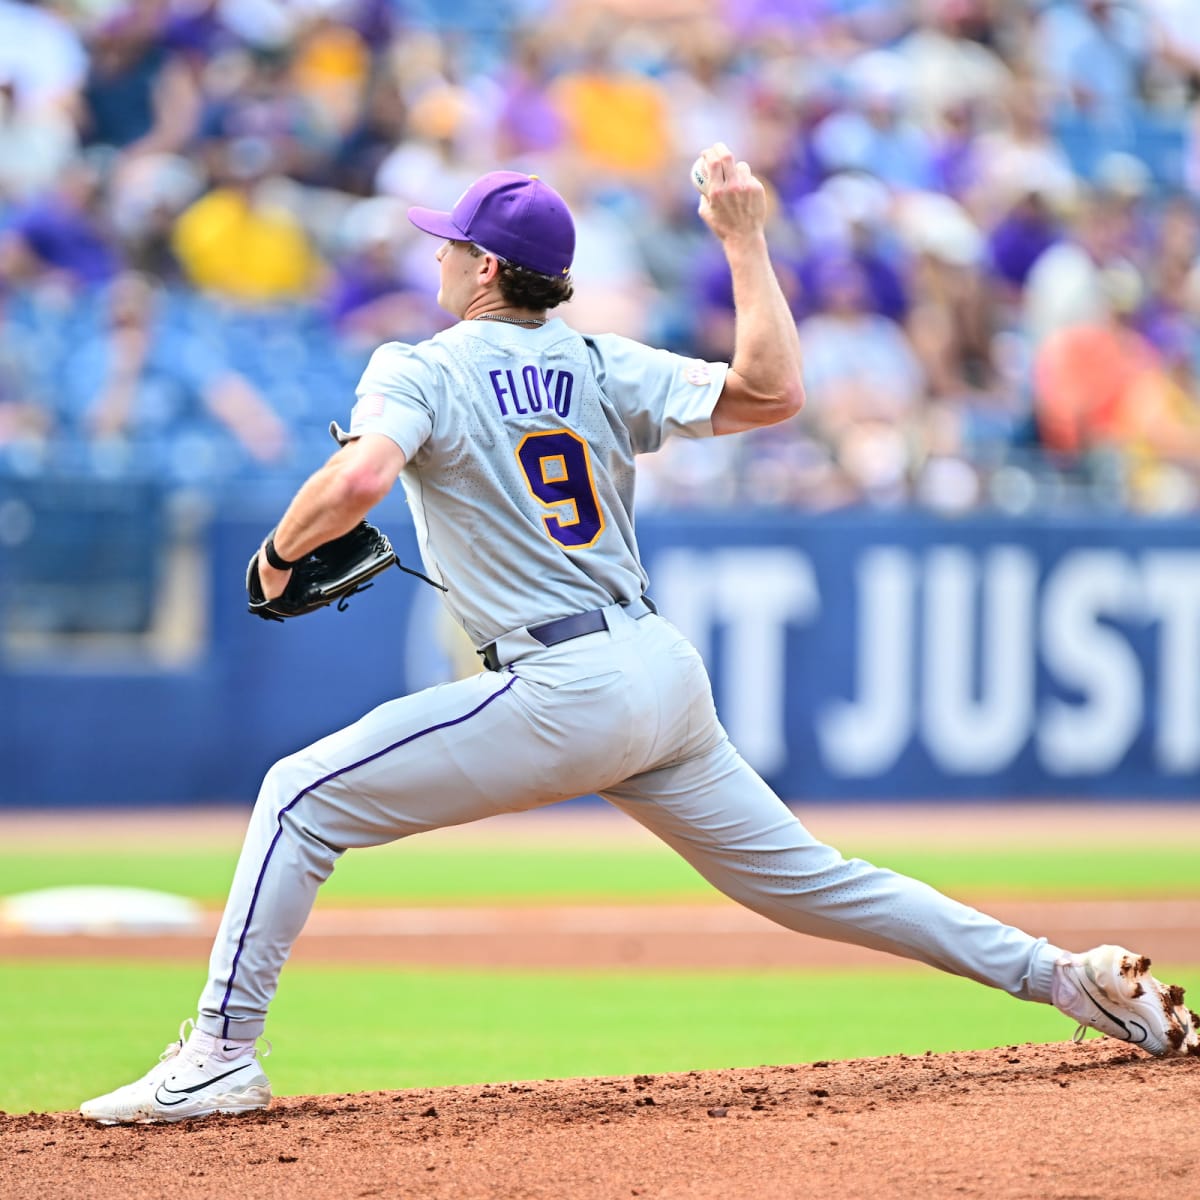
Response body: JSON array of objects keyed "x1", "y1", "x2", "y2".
[
  {"x1": 2, "y1": 835, "x2": 1196, "y2": 1114},
  {"x1": 3, "y1": 842, "x2": 1199, "y2": 904},
  {"x1": 1, "y1": 960, "x2": 1097, "y2": 1113}
]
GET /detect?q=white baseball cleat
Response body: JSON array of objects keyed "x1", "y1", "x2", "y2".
[
  {"x1": 1052, "y1": 944, "x2": 1199, "y2": 1057},
  {"x1": 80, "y1": 1020, "x2": 271, "y2": 1124}
]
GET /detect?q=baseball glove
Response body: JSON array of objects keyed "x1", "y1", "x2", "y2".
[{"x1": 246, "y1": 520, "x2": 400, "y2": 622}]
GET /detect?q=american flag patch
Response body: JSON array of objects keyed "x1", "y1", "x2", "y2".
[{"x1": 358, "y1": 393, "x2": 387, "y2": 418}]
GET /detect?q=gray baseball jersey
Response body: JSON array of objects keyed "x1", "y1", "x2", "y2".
[
  {"x1": 347, "y1": 319, "x2": 726, "y2": 644},
  {"x1": 197, "y1": 315, "x2": 1063, "y2": 1044}
]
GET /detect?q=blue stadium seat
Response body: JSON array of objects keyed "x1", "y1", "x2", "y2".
[
  {"x1": 1051, "y1": 108, "x2": 1188, "y2": 190},
  {"x1": 0, "y1": 474, "x2": 165, "y2": 634}
]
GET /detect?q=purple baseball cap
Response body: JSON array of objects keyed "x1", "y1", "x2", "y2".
[{"x1": 408, "y1": 171, "x2": 575, "y2": 277}]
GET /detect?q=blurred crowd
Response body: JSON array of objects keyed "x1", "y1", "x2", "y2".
[{"x1": 0, "y1": 0, "x2": 1199, "y2": 512}]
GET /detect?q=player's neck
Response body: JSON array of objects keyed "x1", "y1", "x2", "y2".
[{"x1": 465, "y1": 301, "x2": 547, "y2": 328}]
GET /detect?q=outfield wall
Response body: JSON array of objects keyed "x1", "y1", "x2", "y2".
[{"x1": 2, "y1": 499, "x2": 1198, "y2": 806}]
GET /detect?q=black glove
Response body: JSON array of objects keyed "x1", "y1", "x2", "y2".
[{"x1": 246, "y1": 520, "x2": 399, "y2": 622}]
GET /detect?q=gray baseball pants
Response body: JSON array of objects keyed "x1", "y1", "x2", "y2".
[{"x1": 198, "y1": 602, "x2": 1062, "y2": 1040}]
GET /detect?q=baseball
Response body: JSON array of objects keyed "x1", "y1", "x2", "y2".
[{"x1": 691, "y1": 157, "x2": 708, "y2": 195}]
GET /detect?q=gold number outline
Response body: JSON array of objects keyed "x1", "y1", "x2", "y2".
[{"x1": 514, "y1": 428, "x2": 607, "y2": 551}]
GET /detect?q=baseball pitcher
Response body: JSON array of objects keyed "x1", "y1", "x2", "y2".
[{"x1": 81, "y1": 144, "x2": 1197, "y2": 1123}]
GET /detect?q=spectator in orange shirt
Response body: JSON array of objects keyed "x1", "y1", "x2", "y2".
[{"x1": 1034, "y1": 265, "x2": 1200, "y2": 475}]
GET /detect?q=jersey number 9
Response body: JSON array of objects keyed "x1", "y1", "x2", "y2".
[{"x1": 515, "y1": 429, "x2": 606, "y2": 550}]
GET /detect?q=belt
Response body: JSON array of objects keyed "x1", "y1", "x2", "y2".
[{"x1": 481, "y1": 597, "x2": 656, "y2": 672}]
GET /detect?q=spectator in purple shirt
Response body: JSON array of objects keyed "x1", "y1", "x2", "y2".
[
  {"x1": 796, "y1": 172, "x2": 909, "y2": 321},
  {"x1": 321, "y1": 198, "x2": 444, "y2": 345},
  {"x1": 987, "y1": 188, "x2": 1062, "y2": 292},
  {"x1": 0, "y1": 160, "x2": 120, "y2": 288},
  {"x1": 494, "y1": 31, "x2": 565, "y2": 160},
  {"x1": 799, "y1": 241, "x2": 908, "y2": 322}
]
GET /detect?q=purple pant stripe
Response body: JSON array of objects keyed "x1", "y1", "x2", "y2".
[{"x1": 217, "y1": 674, "x2": 519, "y2": 1035}]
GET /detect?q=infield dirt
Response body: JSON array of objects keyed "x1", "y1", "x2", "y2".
[{"x1": 2, "y1": 1041, "x2": 1197, "y2": 1199}]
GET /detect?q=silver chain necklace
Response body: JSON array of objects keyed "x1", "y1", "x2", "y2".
[{"x1": 474, "y1": 313, "x2": 547, "y2": 327}]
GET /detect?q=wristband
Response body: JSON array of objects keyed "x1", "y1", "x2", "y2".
[{"x1": 264, "y1": 533, "x2": 302, "y2": 571}]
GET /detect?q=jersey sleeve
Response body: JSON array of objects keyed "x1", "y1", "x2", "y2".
[
  {"x1": 585, "y1": 333, "x2": 728, "y2": 455},
  {"x1": 348, "y1": 341, "x2": 436, "y2": 460}
]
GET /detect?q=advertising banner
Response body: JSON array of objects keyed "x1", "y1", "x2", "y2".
[{"x1": 2, "y1": 506, "x2": 1198, "y2": 804}]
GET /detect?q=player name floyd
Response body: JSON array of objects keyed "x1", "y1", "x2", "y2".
[{"x1": 488, "y1": 364, "x2": 575, "y2": 419}]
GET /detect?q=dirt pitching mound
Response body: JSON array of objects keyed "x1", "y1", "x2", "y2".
[{"x1": 2, "y1": 1040, "x2": 1196, "y2": 1200}]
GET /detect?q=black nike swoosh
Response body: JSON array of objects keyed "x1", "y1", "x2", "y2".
[
  {"x1": 1077, "y1": 976, "x2": 1149, "y2": 1045},
  {"x1": 153, "y1": 1062, "x2": 255, "y2": 1107}
]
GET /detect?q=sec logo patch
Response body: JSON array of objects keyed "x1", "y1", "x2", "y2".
[{"x1": 684, "y1": 363, "x2": 712, "y2": 386}]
